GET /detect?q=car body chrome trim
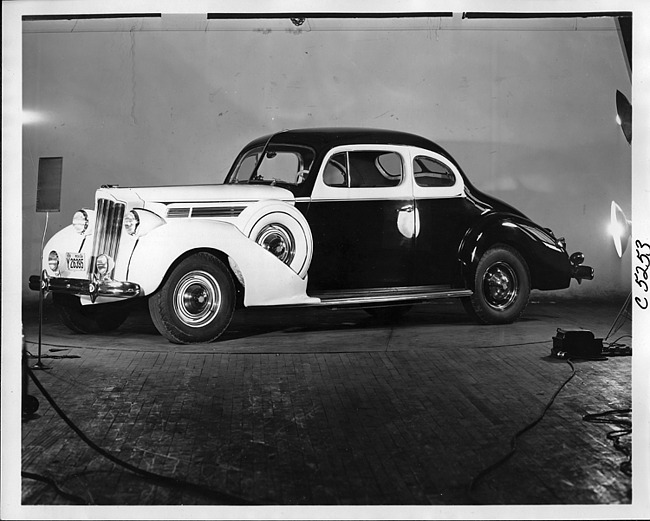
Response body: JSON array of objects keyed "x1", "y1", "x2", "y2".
[
  {"x1": 192, "y1": 206, "x2": 247, "y2": 218},
  {"x1": 167, "y1": 205, "x2": 247, "y2": 218},
  {"x1": 306, "y1": 286, "x2": 472, "y2": 307},
  {"x1": 167, "y1": 207, "x2": 191, "y2": 218},
  {"x1": 32, "y1": 275, "x2": 141, "y2": 299},
  {"x1": 90, "y1": 198, "x2": 125, "y2": 279}
]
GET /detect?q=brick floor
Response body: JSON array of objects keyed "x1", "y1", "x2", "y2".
[{"x1": 17, "y1": 296, "x2": 635, "y2": 510}]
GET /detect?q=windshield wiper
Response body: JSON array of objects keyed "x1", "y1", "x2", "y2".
[{"x1": 248, "y1": 128, "x2": 290, "y2": 182}]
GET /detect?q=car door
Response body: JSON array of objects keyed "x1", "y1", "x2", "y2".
[
  {"x1": 410, "y1": 148, "x2": 475, "y2": 286},
  {"x1": 305, "y1": 145, "x2": 415, "y2": 293}
]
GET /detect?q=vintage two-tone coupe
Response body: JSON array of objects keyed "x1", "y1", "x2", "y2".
[{"x1": 31, "y1": 128, "x2": 593, "y2": 343}]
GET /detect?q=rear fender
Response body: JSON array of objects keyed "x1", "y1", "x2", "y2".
[
  {"x1": 458, "y1": 214, "x2": 571, "y2": 290},
  {"x1": 127, "y1": 219, "x2": 319, "y2": 306}
]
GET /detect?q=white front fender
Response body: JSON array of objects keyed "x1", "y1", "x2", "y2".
[
  {"x1": 40, "y1": 225, "x2": 85, "y2": 276},
  {"x1": 127, "y1": 220, "x2": 320, "y2": 307}
]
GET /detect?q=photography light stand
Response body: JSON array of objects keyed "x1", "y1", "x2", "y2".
[
  {"x1": 24, "y1": 156, "x2": 63, "y2": 414},
  {"x1": 31, "y1": 156, "x2": 64, "y2": 371},
  {"x1": 603, "y1": 91, "x2": 633, "y2": 348},
  {"x1": 605, "y1": 292, "x2": 632, "y2": 341},
  {"x1": 31, "y1": 213, "x2": 51, "y2": 371}
]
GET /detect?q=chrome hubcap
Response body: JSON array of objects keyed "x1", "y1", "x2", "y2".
[
  {"x1": 173, "y1": 271, "x2": 222, "y2": 327},
  {"x1": 256, "y1": 223, "x2": 295, "y2": 265},
  {"x1": 483, "y1": 262, "x2": 518, "y2": 310}
]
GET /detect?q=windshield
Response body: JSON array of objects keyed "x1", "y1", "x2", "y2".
[{"x1": 228, "y1": 144, "x2": 315, "y2": 186}]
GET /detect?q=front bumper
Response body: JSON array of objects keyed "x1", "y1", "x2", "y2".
[{"x1": 29, "y1": 274, "x2": 141, "y2": 299}]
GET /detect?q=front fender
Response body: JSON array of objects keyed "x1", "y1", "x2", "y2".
[
  {"x1": 127, "y1": 219, "x2": 320, "y2": 306},
  {"x1": 458, "y1": 213, "x2": 572, "y2": 290},
  {"x1": 40, "y1": 225, "x2": 86, "y2": 276}
]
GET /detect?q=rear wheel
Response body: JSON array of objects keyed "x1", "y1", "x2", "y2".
[
  {"x1": 148, "y1": 253, "x2": 235, "y2": 344},
  {"x1": 462, "y1": 245, "x2": 530, "y2": 324},
  {"x1": 54, "y1": 293, "x2": 130, "y2": 334}
]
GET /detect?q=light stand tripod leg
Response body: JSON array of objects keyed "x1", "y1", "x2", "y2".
[
  {"x1": 23, "y1": 338, "x2": 40, "y2": 416},
  {"x1": 605, "y1": 292, "x2": 632, "y2": 341},
  {"x1": 32, "y1": 211, "x2": 51, "y2": 370},
  {"x1": 31, "y1": 272, "x2": 50, "y2": 370}
]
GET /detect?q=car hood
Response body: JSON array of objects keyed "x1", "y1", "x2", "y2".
[{"x1": 96, "y1": 183, "x2": 295, "y2": 206}]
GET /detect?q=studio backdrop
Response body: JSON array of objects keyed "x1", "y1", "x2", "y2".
[{"x1": 22, "y1": 13, "x2": 631, "y2": 300}]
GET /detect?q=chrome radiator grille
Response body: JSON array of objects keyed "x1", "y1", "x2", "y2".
[{"x1": 90, "y1": 198, "x2": 125, "y2": 278}]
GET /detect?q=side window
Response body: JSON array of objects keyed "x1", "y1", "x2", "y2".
[
  {"x1": 413, "y1": 156, "x2": 456, "y2": 187},
  {"x1": 349, "y1": 151, "x2": 402, "y2": 188},
  {"x1": 323, "y1": 152, "x2": 348, "y2": 187}
]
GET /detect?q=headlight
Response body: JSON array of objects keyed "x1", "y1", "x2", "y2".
[
  {"x1": 124, "y1": 211, "x2": 140, "y2": 235},
  {"x1": 48, "y1": 251, "x2": 59, "y2": 272},
  {"x1": 123, "y1": 208, "x2": 166, "y2": 237},
  {"x1": 72, "y1": 210, "x2": 89, "y2": 234}
]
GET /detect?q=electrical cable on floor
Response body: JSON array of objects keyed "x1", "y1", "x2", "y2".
[
  {"x1": 583, "y1": 408, "x2": 632, "y2": 476},
  {"x1": 21, "y1": 470, "x2": 89, "y2": 505},
  {"x1": 25, "y1": 349, "x2": 81, "y2": 360},
  {"x1": 25, "y1": 339, "x2": 86, "y2": 350},
  {"x1": 26, "y1": 367, "x2": 256, "y2": 505},
  {"x1": 467, "y1": 357, "x2": 576, "y2": 501},
  {"x1": 24, "y1": 336, "x2": 553, "y2": 356}
]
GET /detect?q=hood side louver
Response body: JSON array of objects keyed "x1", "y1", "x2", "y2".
[
  {"x1": 166, "y1": 206, "x2": 246, "y2": 218},
  {"x1": 167, "y1": 207, "x2": 191, "y2": 218}
]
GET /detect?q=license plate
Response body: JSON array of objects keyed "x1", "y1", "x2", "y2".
[{"x1": 66, "y1": 252, "x2": 85, "y2": 271}]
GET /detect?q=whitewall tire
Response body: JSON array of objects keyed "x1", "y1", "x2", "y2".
[{"x1": 149, "y1": 252, "x2": 235, "y2": 344}]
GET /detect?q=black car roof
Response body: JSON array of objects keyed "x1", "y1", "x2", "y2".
[
  {"x1": 245, "y1": 127, "x2": 455, "y2": 161},
  {"x1": 234, "y1": 127, "x2": 527, "y2": 218}
]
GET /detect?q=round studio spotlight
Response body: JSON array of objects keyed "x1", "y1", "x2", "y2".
[{"x1": 609, "y1": 200, "x2": 632, "y2": 258}]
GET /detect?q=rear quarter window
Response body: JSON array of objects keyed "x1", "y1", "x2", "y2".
[{"x1": 413, "y1": 156, "x2": 456, "y2": 187}]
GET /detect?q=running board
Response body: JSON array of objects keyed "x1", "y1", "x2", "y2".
[{"x1": 308, "y1": 286, "x2": 473, "y2": 308}]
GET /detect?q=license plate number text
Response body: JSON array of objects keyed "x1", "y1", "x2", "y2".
[{"x1": 67, "y1": 253, "x2": 85, "y2": 271}]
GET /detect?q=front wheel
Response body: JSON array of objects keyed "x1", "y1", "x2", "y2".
[
  {"x1": 462, "y1": 245, "x2": 530, "y2": 324},
  {"x1": 54, "y1": 293, "x2": 131, "y2": 334},
  {"x1": 148, "y1": 253, "x2": 235, "y2": 344}
]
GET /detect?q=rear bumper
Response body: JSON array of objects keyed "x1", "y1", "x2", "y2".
[
  {"x1": 568, "y1": 250, "x2": 593, "y2": 284},
  {"x1": 571, "y1": 265, "x2": 594, "y2": 283},
  {"x1": 29, "y1": 274, "x2": 141, "y2": 299}
]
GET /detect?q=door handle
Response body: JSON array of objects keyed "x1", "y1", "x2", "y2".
[{"x1": 396, "y1": 204, "x2": 417, "y2": 239}]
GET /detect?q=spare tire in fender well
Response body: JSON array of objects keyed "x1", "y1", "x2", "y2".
[{"x1": 236, "y1": 200, "x2": 313, "y2": 279}]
